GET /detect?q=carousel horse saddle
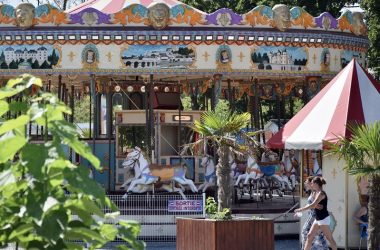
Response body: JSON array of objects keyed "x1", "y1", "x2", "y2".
[
  {"x1": 149, "y1": 164, "x2": 185, "y2": 182},
  {"x1": 258, "y1": 161, "x2": 280, "y2": 176}
]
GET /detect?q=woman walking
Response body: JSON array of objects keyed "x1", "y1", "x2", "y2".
[
  {"x1": 295, "y1": 176, "x2": 337, "y2": 250},
  {"x1": 299, "y1": 176, "x2": 329, "y2": 250}
]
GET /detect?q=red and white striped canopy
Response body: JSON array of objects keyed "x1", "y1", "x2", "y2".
[
  {"x1": 68, "y1": 0, "x2": 188, "y2": 14},
  {"x1": 267, "y1": 59, "x2": 380, "y2": 150}
]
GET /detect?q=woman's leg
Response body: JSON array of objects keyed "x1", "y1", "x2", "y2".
[
  {"x1": 320, "y1": 225, "x2": 337, "y2": 250},
  {"x1": 304, "y1": 223, "x2": 320, "y2": 250}
]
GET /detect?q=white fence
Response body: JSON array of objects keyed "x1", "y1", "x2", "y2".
[{"x1": 107, "y1": 193, "x2": 206, "y2": 243}]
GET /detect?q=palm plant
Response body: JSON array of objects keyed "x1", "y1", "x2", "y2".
[
  {"x1": 329, "y1": 121, "x2": 380, "y2": 249},
  {"x1": 187, "y1": 110, "x2": 259, "y2": 212}
]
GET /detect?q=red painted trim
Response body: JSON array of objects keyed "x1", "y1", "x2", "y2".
[{"x1": 266, "y1": 64, "x2": 348, "y2": 149}]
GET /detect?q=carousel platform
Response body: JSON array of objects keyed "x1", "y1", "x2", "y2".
[{"x1": 232, "y1": 193, "x2": 299, "y2": 214}]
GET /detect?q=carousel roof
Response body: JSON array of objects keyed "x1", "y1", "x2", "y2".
[
  {"x1": 266, "y1": 59, "x2": 380, "y2": 150},
  {"x1": 67, "y1": 0, "x2": 199, "y2": 14}
]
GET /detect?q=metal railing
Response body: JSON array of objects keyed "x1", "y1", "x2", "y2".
[{"x1": 106, "y1": 193, "x2": 205, "y2": 243}]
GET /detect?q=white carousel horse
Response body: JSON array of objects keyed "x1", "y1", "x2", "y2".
[
  {"x1": 271, "y1": 162, "x2": 293, "y2": 191},
  {"x1": 311, "y1": 151, "x2": 322, "y2": 176},
  {"x1": 198, "y1": 153, "x2": 239, "y2": 193},
  {"x1": 198, "y1": 155, "x2": 216, "y2": 193},
  {"x1": 258, "y1": 150, "x2": 293, "y2": 191},
  {"x1": 282, "y1": 150, "x2": 299, "y2": 189},
  {"x1": 234, "y1": 154, "x2": 264, "y2": 186},
  {"x1": 122, "y1": 147, "x2": 198, "y2": 194}
]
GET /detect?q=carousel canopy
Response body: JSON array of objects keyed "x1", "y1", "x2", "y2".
[
  {"x1": 67, "y1": 0, "x2": 196, "y2": 14},
  {"x1": 267, "y1": 59, "x2": 380, "y2": 150}
]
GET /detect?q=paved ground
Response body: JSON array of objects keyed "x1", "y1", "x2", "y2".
[{"x1": 146, "y1": 239, "x2": 299, "y2": 249}]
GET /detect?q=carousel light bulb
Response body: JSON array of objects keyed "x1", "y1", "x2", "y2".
[
  {"x1": 298, "y1": 88, "x2": 303, "y2": 95},
  {"x1": 114, "y1": 85, "x2": 121, "y2": 92},
  {"x1": 164, "y1": 86, "x2": 170, "y2": 92},
  {"x1": 154, "y1": 86, "x2": 159, "y2": 92},
  {"x1": 140, "y1": 86, "x2": 146, "y2": 92},
  {"x1": 127, "y1": 86, "x2": 134, "y2": 92}
]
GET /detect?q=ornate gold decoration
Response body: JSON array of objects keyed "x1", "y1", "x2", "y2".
[
  {"x1": 106, "y1": 52, "x2": 113, "y2": 62},
  {"x1": 312, "y1": 54, "x2": 317, "y2": 64},
  {"x1": 238, "y1": 51, "x2": 245, "y2": 62},
  {"x1": 202, "y1": 51, "x2": 210, "y2": 62},
  {"x1": 334, "y1": 54, "x2": 338, "y2": 65},
  {"x1": 68, "y1": 51, "x2": 76, "y2": 62}
]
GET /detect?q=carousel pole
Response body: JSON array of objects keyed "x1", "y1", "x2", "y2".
[
  {"x1": 302, "y1": 78, "x2": 309, "y2": 105},
  {"x1": 58, "y1": 75, "x2": 62, "y2": 101},
  {"x1": 144, "y1": 77, "x2": 150, "y2": 157},
  {"x1": 232, "y1": 86, "x2": 236, "y2": 113},
  {"x1": 210, "y1": 80, "x2": 215, "y2": 111},
  {"x1": 289, "y1": 95, "x2": 294, "y2": 117},
  {"x1": 69, "y1": 85, "x2": 75, "y2": 163},
  {"x1": 106, "y1": 81, "x2": 113, "y2": 192},
  {"x1": 90, "y1": 74, "x2": 96, "y2": 173},
  {"x1": 148, "y1": 74, "x2": 155, "y2": 163},
  {"x1": 227, "y1": 78, "x2": 232, "y2": 112},
  {"x1": 253, "y1": 78, "x2": 260, "y2": 141},
  {"x1": 178, "y1": 83, "x2": 182, "y2": 164},
  {"x1": 259, "y1": 98, "x2": 265, "y2": 143},
  {"x1": 276, "y1": 92, "x2": 281, "y2": 131},
  {"x1": 213, "y1": 74, "x2": 222, "y2": 109}
]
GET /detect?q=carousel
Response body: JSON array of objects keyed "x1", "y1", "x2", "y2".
[{"x1": 0, "y1": 0, "x2": 369, "y2": 197}]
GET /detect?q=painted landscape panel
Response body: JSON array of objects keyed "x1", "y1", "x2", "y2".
[
  {"x1": 122, "y1": 45, "x2": 195, "y2": 69},
  {"x1": 251, "y1": 46, "x2": 307, "y2": 71},
  {"x1": 0, "y1": 45, "x2": 60, "y2": 69}
]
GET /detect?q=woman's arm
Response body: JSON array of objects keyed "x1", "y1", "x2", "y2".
[
  {"x1": 295, "y1": 191, "x2": 325, "y2": 213},
  {"x1": 354, "y1": 207, "x2": 367, "y2": 224}
]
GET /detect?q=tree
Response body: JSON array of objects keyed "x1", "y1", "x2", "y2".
[
  {"x1": 48, "y1": 49, "x2": 59, "y2": 66},
  {"x1": 40, "y1": 60, "x2": 50, "y2": 69},
  {"x1": 0, "y1": 62, "x2": 8, "y2": 69},
  {"x1": 31, "y1": 60, "x2": 40, "y2": 69},
  {"x1": 73, "y1": 94, "x2": 91, "y2": 123},
  {"x1": 187, "y1": 106, "x2": 258, "y2": 211},
  {"x1": 9, "y1": 60, "x2": 18, "y2": 69},
  {"x1": 329, "y1": 122, "x2": 380, "y2": 249},
  {"x1": 0, "y1": 51, "x2": 4, "y2": 62},
  {"x1": 361, "y1": 0, "x2": 380, "y2": 80},
  {"x1": 0, "y1": 75, "x2": 145, "y2": 249}
]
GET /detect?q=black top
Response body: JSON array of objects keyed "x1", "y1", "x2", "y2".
[
  {"x1": 315, "y1": 191, "x2": 329, "y2": 221},
  {"x1": 360, "y1": 206, "x2": 368, "y2": 223}
]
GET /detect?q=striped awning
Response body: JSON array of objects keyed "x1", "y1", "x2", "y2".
[
  {"x1": 67, "y1": 0, "x2": 192, "y2": 14},
  {"x1": 267, "y1": 59, "x2": 380, "y2": 150}
]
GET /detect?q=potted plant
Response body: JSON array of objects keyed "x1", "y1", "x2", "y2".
[{"x1": 177, "y1": 110, "x2": 274, "y2": 250}]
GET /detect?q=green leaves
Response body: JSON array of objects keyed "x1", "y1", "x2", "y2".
[
  {"x1": 0, "y1": 100, "x2": 9, "y2": 117},
  {"x1": 0, "y1": 75, "x2": 144, "y2": 249},
  {"x1": 0, "y1": 131, "x2": 28, "y2": 163},
  {"x1": 329, "y1": 121, "x2": 380, "y2": 178}
]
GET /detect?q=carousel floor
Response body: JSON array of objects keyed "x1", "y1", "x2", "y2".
[{"x1": 232, "y1": 193, "x2": 300, "y2": 214}]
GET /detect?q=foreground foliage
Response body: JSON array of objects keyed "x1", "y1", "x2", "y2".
[
  {"x1": 0, "y1": 75, "x2": 145, "y2": 249},
  {"x1": 329, "y1": 122, "x2": 380, "y2": 249}
]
